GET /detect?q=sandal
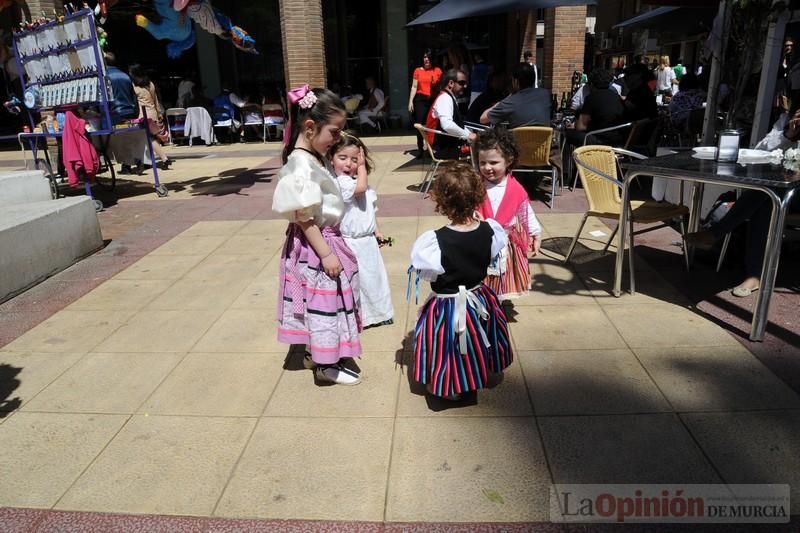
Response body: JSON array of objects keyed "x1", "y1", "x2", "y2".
[{"x1": 732, "y1": 285, "x2": 759, "y2": 297}]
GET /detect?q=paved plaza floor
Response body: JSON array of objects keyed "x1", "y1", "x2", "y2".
[{"x1": 0, "y1": 137, "x2": 798, "y2": 530}]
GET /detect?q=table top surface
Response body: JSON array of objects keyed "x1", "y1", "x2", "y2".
[{"x1": 623, "y1": 151, "x2": 800, "y2": 189}]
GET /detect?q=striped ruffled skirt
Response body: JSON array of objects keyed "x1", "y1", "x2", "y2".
[
  {"x1": 412, "y1": 284, "x2": 513, "y2": 397},
  {"x1": 485, "y1": 239, "x2": 531, "y2": 300}
]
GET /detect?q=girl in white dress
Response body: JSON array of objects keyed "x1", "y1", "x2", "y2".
[
  {"x1": 272, "y1": 86, "x2": 362, "y2": 386},
  {"x1": 330, "y1": 134, "x2": 394, "y2": 327}
]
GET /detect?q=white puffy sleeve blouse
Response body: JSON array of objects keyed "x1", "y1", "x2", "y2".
[{"x1": 271, "y1": 150, "x2": 345, "y2": 226}]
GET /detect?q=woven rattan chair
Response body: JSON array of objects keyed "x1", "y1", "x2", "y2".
[
  {"x1": 413, "y1": 123, "x2": 463, "y2": 195},
  {"x1": 565, "y1": 145, "x2": 690, "y2": 289},
  {"x1": 511, "y1": 126, "x2": 558, "y2": 208}
]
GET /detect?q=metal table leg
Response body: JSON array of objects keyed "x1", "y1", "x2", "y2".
[{"x1": 750, "y1": 187, "x2": 795, "y2": 341}]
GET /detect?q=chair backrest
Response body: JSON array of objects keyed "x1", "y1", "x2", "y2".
[
  {"x1": 572, "y1": 145, "x2": 623, "y2": 215},
  {"x1": 262, "y1": 103, "x2": 283, "y2": 117},
  {"x1": 511, "y1": 126, "x2": 553, "y2": 167},
  {"x1": 165, "y1": 108, "x2": 187, "y2": 129},
  {"x1": 624, "y1": 118, "x2": 658, "y2": 156},
  {"x1": 414, "y1": 123, "x2": 439, "y2": 161},
  {"x1": 212, "y1": 106, "x2": 233, "y2": 122}
]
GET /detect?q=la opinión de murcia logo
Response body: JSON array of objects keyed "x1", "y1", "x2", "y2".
[{"x1": 550, "y1": 485, "x2": 790, "y2": 524}]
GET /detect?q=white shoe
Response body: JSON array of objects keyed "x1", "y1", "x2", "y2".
[
  {"x1": 303, "y1": 353, "x2": 316, "y2": 369},
  {"x1": 315, "y1": 363, "x2": 361, "y2": 385}
]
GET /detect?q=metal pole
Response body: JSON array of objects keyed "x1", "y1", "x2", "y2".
[{"x1": 702, "y1": 0, "x2": 730, "y2": 145}]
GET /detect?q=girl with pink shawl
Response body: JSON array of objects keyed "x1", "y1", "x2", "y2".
[{"x1": 475, "y1": 129, "x2": 542, "y2": 299}]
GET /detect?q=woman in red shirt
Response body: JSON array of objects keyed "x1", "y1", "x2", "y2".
[{"x1": 408, "y1": 49, "x2": 442, "y2": 157}]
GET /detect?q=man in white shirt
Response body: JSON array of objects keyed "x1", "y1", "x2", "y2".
[
  {"x1": 430, "y1": 69, "x2": 476, "y2": 158},
  {"x1": 523, "y1": 50, "x2": 539, "y2": 88},
  {"x1": 357, "y1": 76, "x2": 385, "y2": 130}
]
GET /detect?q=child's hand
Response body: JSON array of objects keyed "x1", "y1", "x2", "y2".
[
  {"x1": 473, "y1": 210, "x2": 485, "y2": 221},
  {"x1": 375, "y1": 231, "x2": 386, "y2": 246},
  {"x1": 322, "y1": 253, "x2": 343, "y2": 278},
  {"x1": 530, "y1": 234, "x2": 542, "y2": 257},
  {"x1": 357, "y1": 147, "x2": 366, "y2": 168}
]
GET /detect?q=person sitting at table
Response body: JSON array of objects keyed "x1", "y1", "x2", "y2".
[
  {"x1": 357, "y1": 76, "x2": 386, "y2": 132},
  {"x1": 564, "y1": 67, "x2": 626, "y2": 145},
  {"x1": 623, "y1": 63, "x2": 658, "y2": 121},
  {"x1": 427, "y1": 68, "x2": 476, "y2": 159},
  {"x1": 686, "y1": 107, "x2": 800, "y2": 296},
  {"x1": 668, "y1": 73, "x2": 706, "y2": 131},
  {"x1": 479, "y1": 62, "x2": 551, "y2": 128}
]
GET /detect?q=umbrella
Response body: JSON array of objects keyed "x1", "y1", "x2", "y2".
[{"x1": 406, "y1": 0, "x2": 597, "y2": 27}]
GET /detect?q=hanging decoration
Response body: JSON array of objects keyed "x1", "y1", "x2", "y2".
[
  {"x1": 177, "y1": 0, "x2": 258, "y2": 55},
  {"x1": 135, "y1": 0, "x2": 195, "y2": 59}
]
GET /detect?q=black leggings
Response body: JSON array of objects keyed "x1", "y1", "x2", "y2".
[{"x1": 413, "y1": 93, "x2": 432, "y2": 152}]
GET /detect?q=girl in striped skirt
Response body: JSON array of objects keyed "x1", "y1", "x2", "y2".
[
  {"x1": 475, "y1": 128, "x2": 542, "y2": 299},
  {"x1": 409, "y1": 161, "x2": 513, "y2": 400}
]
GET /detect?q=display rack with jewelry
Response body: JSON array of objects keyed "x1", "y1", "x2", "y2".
[{"x1": 11, "y1": 8, "x2": 168, "y2": 206}]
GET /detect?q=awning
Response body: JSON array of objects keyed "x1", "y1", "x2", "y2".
[
  {"x1": 613, "y1": 6, "x2": 715, "y2": 31},
  {"x1": 407, "y1": 0, "x2": 597, "y2": 27}
]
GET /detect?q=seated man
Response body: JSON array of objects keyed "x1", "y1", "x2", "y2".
[
  {"x1": 357, "y1": 76, "x2": 385, "y2": 131},
  {"x1": 480, "y1": 62, "x2": 550, "y2": 128},
  {"x1": 427, "y1": 68, "x2": 476, "y2": 159}
]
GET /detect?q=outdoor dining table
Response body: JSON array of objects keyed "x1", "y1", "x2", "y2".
[{"x1": 617, "y1": 151, "x2": 800, "y2": 342}]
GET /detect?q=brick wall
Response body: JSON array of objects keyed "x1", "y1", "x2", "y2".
[
  {"x1": 543, "y1": 6, "x2": 586, "y2": 98},
  {"x1": 278, "y1": 0, "x2": 326, "y2": 89}
]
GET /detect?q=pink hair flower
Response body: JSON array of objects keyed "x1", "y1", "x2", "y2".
[{"x1": 298, "y1": 91, "x2": 318, "y2": 109}]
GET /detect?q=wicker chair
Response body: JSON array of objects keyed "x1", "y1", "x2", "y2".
[
  {"x1": 511, "y1": 126, "x2": 558, "y2": 208},
  {"x1": 413, "y1": 123, "x2": 464, "y2": 195},
  {"x1": 565, "y1": 145, "x2": 690, "y2": 289}
]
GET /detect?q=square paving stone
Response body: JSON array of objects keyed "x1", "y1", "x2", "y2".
[
  {"x1": 143, "y1": 352, "x2": 283, "y2": 417},
  {"x1": 180, "y1": 220, "x2": 249, "y2": 236},
  {"x1": 211, "y1": 234, "x2": 283, "y2": 256},
  {"x1": 0, "y1": 352, "x2": 84, "y2": 411},
  {"x1": 229, "y1": 279, "x2": 278, "y2": 310},
  {"x1": 396, "y1": 359, "x2": 534, "y2": 417},
  {"x1": 56, "y1": 415, "x2": 255, "y2": 516},
  {"x1": 264, "y1": 352, "x2": 400, "y2": 417},
  {"x1": 1, "y1": 310, "x2": 135, "y2": 354},
  {"x1": 519, "y1": 349, "x2": 671, "y2": 416},
  {"x1": 386, "y1": 417, "x2": 551, "y2": 522},
  {"x1": 509, "y1": 305, "x2": 626, "y2": 352},
  {"x1": 215, "y1": 418, "x2": 393, "y2": 521},
  {"x1": 112, "y1": 255, "x2": 206, "y2": 280},
  {"x1": 578, "y1": 269, "x2": 691, "y2": 306},
  {"x1": 93, "y1": 309, "x2": 222, "y2": 353},
  {"x1": 603, "y1": 304, "x2": 742, "y2": 348},
  {"x1": 192, "y1": 309, "x2": 280, "y2": 353},
  {"x1": 145, "y1": 278, "x2": 250, "y2": 311},
  {"x1": 149, "y1": 235, "x2": 228, "y2": 256},
  {"x1": 520, "y1": 260, "x2": 595, "y2": 306},
  {"x1": 681, "y1": 411, "x2": 800, "y2": 504},
  {"x1": 67, "y1": 279, "x2": 174, "y2": 311},
  {"x1": 22, "y1": 352, "x2": 182, "y2": 414},
  {"x1": 538, "y1": 413, "x2": 721, "y2": 485},
  {"x1": 0, "y1": 412, "x2": 127, "y2": 507},
  {"x1": 635, "y1": 346, "x2": 800, "y2": 412},
  {"x1": 183, "y1": 254, "x2": 268, "y2": 283},
  {"x1": 235, "y1": 219, "x2": 286, "y2": 236}
]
